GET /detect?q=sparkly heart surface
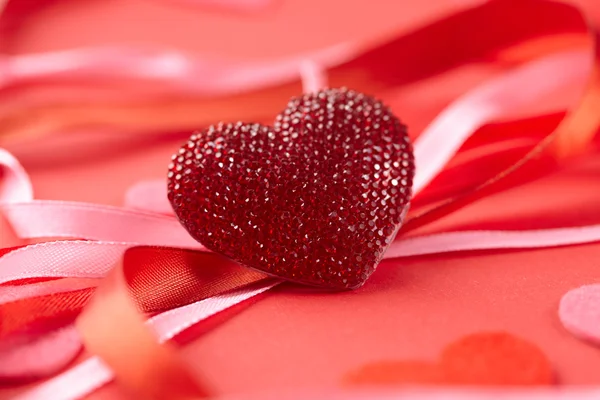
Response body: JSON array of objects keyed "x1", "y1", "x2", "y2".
[{"x1": 168, "y1": 88, "x2": 414, "y2": 289}]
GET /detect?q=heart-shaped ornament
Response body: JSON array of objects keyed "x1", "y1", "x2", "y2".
[{"x1": 168, "y1": 88, "x2": 414, "y2": 289}]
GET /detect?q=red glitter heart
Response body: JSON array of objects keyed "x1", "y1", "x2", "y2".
[{"x1": 168, "y1": 88, "x2": 414, "y2": 289}]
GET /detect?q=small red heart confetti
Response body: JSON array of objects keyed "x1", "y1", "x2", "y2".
[
  {"x1": 440, "y1": 332, "x2": 554, "y2": 385},
  {"x1": 344, "y1": 361, "x2": 445, "y2": 385},
  {"x1": 344, "y1": 332, "x2": 554, "y2": 386},
  {"x1": 168, "y1": 88, "x2": 414, "y2": 289}
]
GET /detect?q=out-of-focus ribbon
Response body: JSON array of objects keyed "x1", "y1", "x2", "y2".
[
  {"x1": 0, "y1": 0, "x2": 594, "y2": 145},
  {"x1": 149, "y1": 0, "x2": 275, "y2": 12},
  {"x1": 0, "y1": 148, "x2": 32, "y2": 202},
  {"x1": 1, "y1": 0, "x2": 600, "y2": 399}
]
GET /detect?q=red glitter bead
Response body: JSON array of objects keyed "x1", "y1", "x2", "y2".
[{"x1": 168, "y1": 88, "x2": 414, "y2": 289}]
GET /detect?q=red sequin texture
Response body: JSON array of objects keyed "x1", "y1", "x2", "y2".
[{"x1": 168, "y1": 88, "x2": 414, "y2": 289}]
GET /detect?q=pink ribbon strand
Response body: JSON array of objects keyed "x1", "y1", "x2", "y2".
[{"x1": 0, "y1": 148, "x2": 33, "y2": 203}]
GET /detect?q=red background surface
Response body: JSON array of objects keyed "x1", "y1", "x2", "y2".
[{"x1": 2, "y1": 0, "x2": 600, "y2": 398}]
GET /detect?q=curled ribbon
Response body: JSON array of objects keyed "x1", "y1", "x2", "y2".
[{"x1": 1, "y1": 0, "x2": 600, "y2": 399}]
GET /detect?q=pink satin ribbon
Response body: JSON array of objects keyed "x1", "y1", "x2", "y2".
[
  {"x1": 1, "y1": 38, "x2": 599, "y2": 400},
  {"x1": 1, "y1": 201, "x2": 201, "y2": 247},
  {"x1": 0, "y1": 44, "x2": 355, "y2": 100},
  {"x1": 0, "y1": 148, "x2": 33, "y2": 203},
  {"x1": 412, "y1": 50, "x2": 591, "y2": 193}
]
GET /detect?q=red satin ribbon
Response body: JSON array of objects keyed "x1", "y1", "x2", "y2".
[
  {"x1": 0, "y1": 248, "x2": 267, "y2": 338},
  {"x1": 77, "y1": 249, "x2": 211, "y2": 400}
]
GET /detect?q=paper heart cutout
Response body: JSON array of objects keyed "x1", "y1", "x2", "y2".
[
  {"x1": 168, "y1": 88, "x2": 414, "y2": 289},
  {"x1": 559, "y1": 283, "x2": 600, "y2": 346},
  {"x1": 344, "y1": 332, "x2": 554, "y2": 386}
]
